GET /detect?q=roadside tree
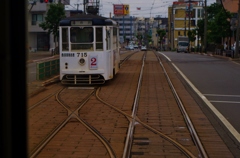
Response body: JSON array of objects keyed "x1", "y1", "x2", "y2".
[
  {"x1": 207, "y1": 3, "x2": 232, "y2": 49},
  {"x1": 39, "y1": 3, "x2": 66, "y2": 53},
  {"x1": 157, "y1": 29, "x2": 166, "y2": 50}
]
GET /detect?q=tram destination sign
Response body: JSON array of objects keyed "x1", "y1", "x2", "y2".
[{"x1": 71, "y1": 21, "x2": 92, "y2": 26}]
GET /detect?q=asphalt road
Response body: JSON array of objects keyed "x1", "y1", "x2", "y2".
[{"x1": 160, "y1": 51, "x2": 240, "y2": 143}]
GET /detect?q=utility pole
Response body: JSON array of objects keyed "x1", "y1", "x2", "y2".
[
  {"x1": 203, "y1": 0, "x2": 207, "y2": 53},
  {"x1": 171, "y1": 4, "x2": 175, "y2": 50},
  {"x1": 188, "y1": 0, "x2": 191, "y2": 53},
  {"x1": 83, "y1": 0, "x2": 86, "y2": 14},
  {"x1": 28, "y1": 0, "x2": 36, "y2": 12},
  {"x1": 75, "y1": 4, "x2": 80, "y2": 11},
  {"x1": 184, "y1": 12, "x2": 186, "y2": 36},
  {"x1": 235, "y1": 1, "x2": 240, "y2": 58}
]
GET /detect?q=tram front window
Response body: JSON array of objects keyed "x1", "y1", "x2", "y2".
[
  {"x1": 96, "y1": 27, "x2": 103, "y2": 50},
  {"x1": 70, "y1": 27, "x2": 93, "y2": 51}
]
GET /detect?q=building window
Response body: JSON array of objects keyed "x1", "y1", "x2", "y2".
[
  {"x1": 32, "y1": 14, "x2": 43, "y2": 25},
  {"x1": 197, "y1": 9, "x2": 204, "y2": 18},
  {"x1": 191, "y1": 20, "x2": 195, "y2": 26}
]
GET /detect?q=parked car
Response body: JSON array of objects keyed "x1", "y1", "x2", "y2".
[{"x1": 141, "y1": 45, "x2": 147, "y2": 51}]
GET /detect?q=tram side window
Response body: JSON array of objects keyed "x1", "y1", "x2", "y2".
[
  {"x1": 96, "y1": 28, "x2": 103, "y2": 50},
  {"x1": 106, "y1": 29, "x2": 111, "y2": 50},
  {"x1": 70, "y1": 27, "x2": 93, "y2": 51},
  {"x1": 112, "y1": 27, "x2": 117, "y2": 49},
  {"x1": 62, "y1": 28, "x2": 69, "y2": 51}
]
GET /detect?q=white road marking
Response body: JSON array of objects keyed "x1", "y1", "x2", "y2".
[
  {"x1": 172, "y1": 63, "x2": 240, "y2": 143},
  {"x1": 160, "y1": 52, "x2": 171, "y2": 61},
  {"x1": 204, "y1": 94, "x2": 240, "y2": 97},
  {"x1": 209, "y1": 101, "x2": 240, "y2": 104}
]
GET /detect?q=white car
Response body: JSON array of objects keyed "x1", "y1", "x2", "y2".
[
  {"x1": 134, "y1": 44, "x2": 139, "y2": 49},
  {"x1": 141, "y1": 45, "x2": 147, "y2": 51},
  {"x1": 129, "y1": 45, "x2": 134, "y2": 50}
]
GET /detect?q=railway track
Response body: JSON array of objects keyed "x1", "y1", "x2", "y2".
[
  {"x1": 27, "y1": 50, "x2": 233, "y2": 157},
  {"x1": 97, "y1": 51, "x2": 205, "y2": 157}
]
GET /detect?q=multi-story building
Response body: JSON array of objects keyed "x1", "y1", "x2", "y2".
[
  {"x1": 221, "y1": 0, "x2": 238, "y2": 13},
  {"x1": 27, "y1": 0, "x2": 69, "y2": 52},
  {"x1": 168, "y1": 1, "x2": 204, "y2": 50},
  {"x1": 112, "y1": 15, "x2": 136, "y2": 43},
  {"x1": 112, "y1": 15, "x2": 168, "y2": 48},
  {"x1": 221, "y1": 0, "x2": 239, "y2": 49}
]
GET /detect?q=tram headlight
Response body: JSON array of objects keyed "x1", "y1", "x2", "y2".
[{"x1": 79, "y1": 58, "x2": 85, "y2": 65}]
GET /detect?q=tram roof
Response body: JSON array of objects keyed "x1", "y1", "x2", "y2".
[{"x1": 59, "y1": 14, "x2": 118, "y2": 26}]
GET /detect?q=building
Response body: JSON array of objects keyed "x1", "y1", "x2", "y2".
[
  {"x1": 112, "y1": 15, "x2": 136, "y2": 43},
  {"x1": 221, "y1": 0, "x2": 238, "y2": 13},
  {"x1": 220, "y1": 0, "x2": 238, "y2": 48},
  {"x1": 27, "y1": 0, "x2": 69, "y2": 52},
  {"x1": 112, "y1": 15, "x2": 168, "y2": 48},
  {"x1": 168, "y1": 1, "x2": 205, "y2": 50},
  {"x1": 28, "y1": 1, "x2": 169, "y2": 51}
]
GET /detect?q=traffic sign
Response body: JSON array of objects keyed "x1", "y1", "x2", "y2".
[{"x1": 124, "y1": 5, "x2": 129, "y2": 15}]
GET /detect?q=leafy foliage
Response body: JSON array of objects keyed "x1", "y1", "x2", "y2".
[
  {"x1": 157, "y1": 29, "x2": 166, "y2": 48},
  {"x1": 206, "y1": 3, "x2": 232, "y2": 44},
  {"x1": 39, "y1": 3, "x2": 66, "y2": 45},
  {"x1": 195, "y1": 19, "x2": 204, "y2": 44}
]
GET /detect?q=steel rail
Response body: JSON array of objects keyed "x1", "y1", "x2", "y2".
[
  {"x1": 123, "y1": 52, "x2": 146, "y2": 158},
  {"x1": 155, "y1": 52, "x2": 208, "y2": 158},
  {"x1": 29, "y1": 88, "x2": 116, "y2": 158},
  {"x1": 28, "y1": 88, "x2": 64, "y2": 111},
  {"x1": 96, "y1": 51, "x2": 197, "y2": 158}
]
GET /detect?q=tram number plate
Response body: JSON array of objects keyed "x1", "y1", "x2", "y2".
[
  {"x1": 77, "y1": 53, "x2": 87, "y2": 57},
  {"x1": 89, "y1": 55, "x2": 98, "y2": 69}
]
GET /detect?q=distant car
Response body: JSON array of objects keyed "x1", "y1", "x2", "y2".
[
  {"x1": 134, "y1": 44, "x2": 139, "y2": 49},
  {"x1": 125, "y1": 45, "x2": 130, "y2": 50},
  {"x1": 141, "y1": 45, "x2": 147, "y2": 51},
  {"x1": 129, "y1": 45, "x2": 134, "y2": 50}
]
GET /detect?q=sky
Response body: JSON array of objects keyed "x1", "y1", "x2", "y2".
[{"x1": 65, "y1": 0, "x2": 217, "y2": 18}]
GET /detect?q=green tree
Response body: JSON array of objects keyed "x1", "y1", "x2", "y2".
[
  {"x1": 147, "y1": 34, "x2": 152, "y2": 46},
  {"x1": 157, "y1": 29, "x2": 166, "y2": 50},
  {"x1": 195, "y1": 19, "x2": 204, "y2": 45},
  {"x1": 188, "y1": 30, "x2": 196, "y2": 52},
  {"x1": 194, "y1": 20, "x2": 204, "y2": 52},
  {"x1": 39, "y1": 3, "x2": 66, "y2": 49},
  {"x1": 207, "y1": 3, "x2": 232, "y2": 45}
]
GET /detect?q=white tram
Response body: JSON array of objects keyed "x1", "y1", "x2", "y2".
[{"x1": 59, "y1": 14, "x2": 120, "y2": 85}]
